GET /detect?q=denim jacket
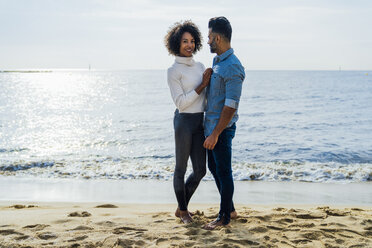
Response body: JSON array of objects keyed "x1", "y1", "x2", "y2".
[{"x1": 204, "y1": 48, "x2": 245, "y2": 136}]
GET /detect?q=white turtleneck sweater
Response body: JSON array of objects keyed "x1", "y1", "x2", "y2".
[{"x1": 167, "y1": 56, "x2": 206, "y2": 113}]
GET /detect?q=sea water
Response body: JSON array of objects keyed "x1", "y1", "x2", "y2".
[{"x1": 1, "y1": 70, "x2": 371, "y2": 182}]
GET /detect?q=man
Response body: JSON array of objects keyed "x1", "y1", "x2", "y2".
[{"x1": 203, "y1": 16, "x2": 245, "y2": 230}]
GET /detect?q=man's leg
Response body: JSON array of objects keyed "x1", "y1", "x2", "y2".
[
  {"x1": 214, "y1": 126, "x2": 235, "y2": 224},
  {"x1": 207, "y1": 149, "x2": 236, "y2": 213},
  {"x1": 204, "y1": 124, "x2": 236, "y2": 229}
]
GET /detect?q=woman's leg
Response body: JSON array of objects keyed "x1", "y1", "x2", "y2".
[
  {"x1": 173, "y1": 112, "x2": 192, "y2": 211},
  {"x1": 185, "y1": 128, "x2": 206, "y2": 206}
]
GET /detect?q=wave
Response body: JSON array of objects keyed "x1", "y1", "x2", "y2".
[
  {"x1": 0, "y1": 161, "x2": 55, "y2": 171},
  {"x1": 0, "y1": 160, "x2": 370, "y2": 183},
  {"x1": 0, "y1": 148, "x2": 29, "y2": 153}
]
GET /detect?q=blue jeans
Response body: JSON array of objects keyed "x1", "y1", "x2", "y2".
[{"x1": 207, "y1": 123, "x2": 236, "y2": 225}]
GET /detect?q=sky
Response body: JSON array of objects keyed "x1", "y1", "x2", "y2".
[{"x1": 0, "y1": 0, "x2": 371, "y2": 70}]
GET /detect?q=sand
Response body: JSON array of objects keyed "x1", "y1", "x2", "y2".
[{"x1": 0, "y1": 202, "x2": 371, "y2": 248}]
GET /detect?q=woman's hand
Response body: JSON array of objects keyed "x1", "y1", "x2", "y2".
[
  {"x1": 195, "y1": 68, "x2": 213, "y2": 95},
  {"x1": 202, "y1": 68, "x2": 212, "y2": 87}
]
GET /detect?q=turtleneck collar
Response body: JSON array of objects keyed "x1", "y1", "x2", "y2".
[{"x1": 175, "y1": 56, "x2": 195, "y2": 66}]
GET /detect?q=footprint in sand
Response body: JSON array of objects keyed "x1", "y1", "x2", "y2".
[
  {"x1": 184, "y1": 227, "x2": 200, "y2": 236},
  {"x1": 96, "y1": 220, "x2": 118, "y2": 227},
  {"x1": 95, "y1": 204, "x2": 118, "y2": 208},
  {"x1": 351, "y1": 208, "x2": 364, "y2": 211},
  {"x1": 156, "y1": 237, "x2": 168, "y2": 245},
  {"x1": 361, "y1": 219, "x2": 372, "y2": 226},
  {"x1": 0, "y1": 229, "x2": 24, "y2": 236},
  {"x1": 222, "y1": 238, "x2": 260, "y2": 246},
  {"x1": 14, "y1": 235, "x2": 30, "y2": 241},
  {"x1": 113, "y1": 226, "x2": 147, "y2": 234},
  {"x1": 53, "y1": 219, "x2": 73, "y2": 224},
  {"x1": 273, "y1": 207, "x2": 287, "y2": 211},
  {"x1": 290, "y1": 238, "x2": 312, "y2": 245},
  {"x1": 23, "y1": 224, "x2": 50, "y2": 231},
  {"x1": 154, "y1": 219, "x2": 165, "y2": 223},
  {"x1": 295, "y1": 213, "x2": 326, "y2": 219},
  {"x1": 249, "y1": 226, "x2": 268, "y2": 233},
  {"x1": 68, "y1": 235, "x2": 89, "y2": 242},
  {"x1": 267, "y1": 225, "x2": 284, "y2": 231},
  {"x1": 237, "y1": 218, "x2": 248, "y2": 223},
  {"x1": 276, "y1": 218, "x2": 294, "y2": 224},
  {"x1": 318, "y1": 206, "x2": 350, "y2": 216},
  {"x1": 37, "y1": 232, "x2": 58, "y2": 240},
  {"x1": 68, "y1": 211, "x2": 91, "y2": 217},
  {"x1": 69, "y1": 225, "x2": 94, "y2": 231},
  {"x1": 152, "y1": 212, "x2": 171, "y2": 218},
  {"x1": 0, "y1": 225, "x2": 12, "y2": 228},
  {"x1": 116, "y1": 238, "x2": 147, "y2": 247},
  {"x1": 288, "y1": 223, "x2": 315, "y2": 228},
  {"x1": 252, "y1": 215, "x2": 272, "y2": 222},
  {"x1": 9, "y1": 205, "x2": 37, "y2": 209}
]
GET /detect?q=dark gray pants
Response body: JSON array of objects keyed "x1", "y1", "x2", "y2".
[{"x1": 173, "y1": 109, "x2": 206, "y2": 211}]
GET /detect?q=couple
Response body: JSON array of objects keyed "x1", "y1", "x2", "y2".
[{"x1": 165, "y1": 17, "x2": 245, "y2": 230}]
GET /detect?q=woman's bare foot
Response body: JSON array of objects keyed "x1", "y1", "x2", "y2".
[
  {"x1": 175, "y1": 207, "x2": 194, "y2": 217},
  {"x1": 179, "y1": 210, "x2": 193, "y2": 224}
]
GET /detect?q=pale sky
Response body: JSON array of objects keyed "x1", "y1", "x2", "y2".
[{"x1": 1, "y1": 0, "x2": 371, "y2": 70}]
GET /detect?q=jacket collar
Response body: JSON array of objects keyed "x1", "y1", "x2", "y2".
[{"x1": 214, "y1": 48, "x2": 234, "y2": 64}]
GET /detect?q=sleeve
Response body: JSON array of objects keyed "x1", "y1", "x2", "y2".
[
  {"x1": 224, "y1": 64, "x2": 245, "y2": 109},
  {"x1": 167, "y1": 67, "x2": 199, "y2": 112}
]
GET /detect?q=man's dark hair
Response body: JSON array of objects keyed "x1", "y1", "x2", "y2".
[
  {"x1": 208, "y1": 16, "x2": 232, "y2": 42},
  {"x1": 164, "y1": 20, "x2": 203, "y2": 56}
]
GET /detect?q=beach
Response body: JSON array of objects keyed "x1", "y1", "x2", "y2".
[
  {"x1": 1, "y1": 202, "x2": 371, "y2": 247},
  {"x1": 0, "y1": 179, "x2": 371, "y2": 247}
]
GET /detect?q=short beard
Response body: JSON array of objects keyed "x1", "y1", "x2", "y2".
[{"x1": 209, "y1": 39, "x2": 217, "y2": 53}]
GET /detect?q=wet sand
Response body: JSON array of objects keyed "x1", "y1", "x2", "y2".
[{"x1": 1, "y1": 178, "x2": 371, "y2": 205}]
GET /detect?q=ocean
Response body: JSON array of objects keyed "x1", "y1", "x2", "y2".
[{"x1": 1, "y1": 70, "x2": 371, "y2": 183}]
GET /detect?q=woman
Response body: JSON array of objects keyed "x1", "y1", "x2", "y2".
[{"x1": 164, "y1": 20, "x2": 212, "y2": 223}]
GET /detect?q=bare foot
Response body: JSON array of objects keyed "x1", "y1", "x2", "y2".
[
  {"x1": 231, "y1": 210, "x2": 238, "y2": 219},
  {"x1": 179, "y1": 210, "x2": 193, "y2": 224},
  {"x1": 175, "y1": 207, "x2": 194, "y2": 217},
  {"x1": 203, "y1": 218, "x2": 228, "y2": 230}
]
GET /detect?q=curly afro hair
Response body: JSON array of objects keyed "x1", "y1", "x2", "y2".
[{"x1": 164, "y1": 20, "x2": 203, "y2": 56}]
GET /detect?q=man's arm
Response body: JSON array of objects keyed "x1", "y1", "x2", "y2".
[
  {"x1": 203, "y1": 64, "x2": 244, "y2": 150},
  {"x1": 203, "y1": 106, "x2": 236, "y2": 150}
]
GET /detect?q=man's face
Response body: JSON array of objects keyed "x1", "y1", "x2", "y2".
[{"x1": 208, "y1": 28, "x2": 217, "y2": 53}]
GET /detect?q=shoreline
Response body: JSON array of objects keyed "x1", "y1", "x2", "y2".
[{"x1": 0, "y1": 177, "x2": 371, "y2": 206}]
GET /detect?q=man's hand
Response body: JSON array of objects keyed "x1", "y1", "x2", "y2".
[{"x1": 203, "y1": 133, "x2": 218, "y2": 150}]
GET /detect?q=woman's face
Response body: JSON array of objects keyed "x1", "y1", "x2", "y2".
[{"x1": 179, "y1": 32, "x2": 195, "y2": 57}]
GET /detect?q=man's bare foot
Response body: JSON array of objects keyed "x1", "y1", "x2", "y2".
[
  {"x1": 231, "y1": 210, "x2": 238, "y2": 219},
  {"x1": 203, "y1": 218, "x2": 227, "y2": 230},
  {"x1": 179, "y1": 210, "x2": 193, "y2": 224},
  {"x1": 175, "y1": 207, "x2": 194, "y2": 217}
]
